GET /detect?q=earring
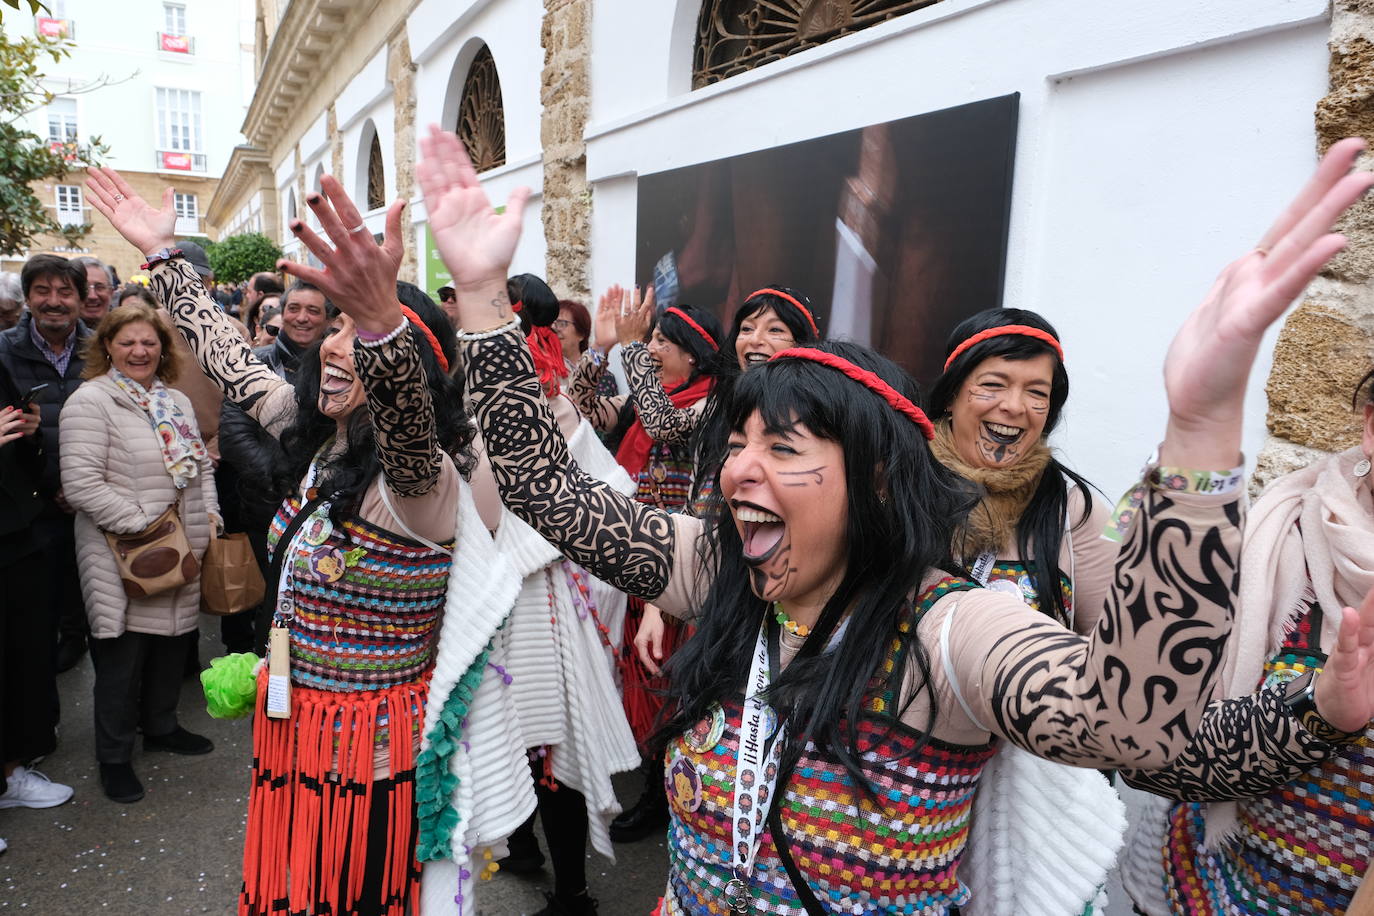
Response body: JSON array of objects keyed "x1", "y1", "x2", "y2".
[{"x1": 1356, "y1": 456, "x2": 1371, "y2": 478}]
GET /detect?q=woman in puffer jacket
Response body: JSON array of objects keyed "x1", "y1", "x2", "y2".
[{"x1": 60, "y1": 302, "x2": 219, "y2": 804}]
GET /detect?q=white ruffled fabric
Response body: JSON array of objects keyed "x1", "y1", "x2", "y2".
[
  {"x1": 1117, "y1": 791, "x2": 1174, "y2": 916},
  {"x1": 418, "y1": 476, "x2": 531, "y2": 915},
  {"x1": 960, "y1": 743, "x2": 1127, "y2": 916}
]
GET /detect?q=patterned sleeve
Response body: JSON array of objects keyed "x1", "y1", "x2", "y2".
[
  {"x1": 568, "y1": 348, "x2": 626, "y2": 431},
  {"x1": 148, "y1": 258, "x2": 287, "y2": 420},
  {"x1": 1118, "y1": 683, "x2": 1340, "y2": 802},
  {"x1": 934, "y1": 485, "x2": 1243, "y2": 769},
  {"x1": 461, "y1": 326, "x2": 678, "y2": 599},
  {"x1": 621, "y1": 342, "x2": 703, "y2": 443},
  {"x1": 352, "y1": 329, "x2": 442, "y2": 497}
]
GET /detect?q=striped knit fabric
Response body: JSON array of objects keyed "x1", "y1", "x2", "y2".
[
  {"x1": 983, "y1": 561, "x2": 1073, "y2": 626},
  {"x1": 1162, "y1": 606, "x2": 1373, "y2": 914},
  {"x1": 268, "y1": 497, "x2": 452, "y2": 694},
  {"x1": 633, "y1": 440, "x2": 695, "y2": 511},
  {"x1": 664, "y1": 577, "x2": 997, "y2": 914}
]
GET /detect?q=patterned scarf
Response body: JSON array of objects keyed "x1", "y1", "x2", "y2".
[{"x1": 110, "y1": 369, "x2": 208, "y2": 490}]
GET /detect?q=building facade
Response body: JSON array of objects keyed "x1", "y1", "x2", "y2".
[
  {"x1": 2, "y1": 0, "x2": 255, "y2": 280},
  {"x1": 212, "y1": 0, "x2": 1371, "y2": 492}
]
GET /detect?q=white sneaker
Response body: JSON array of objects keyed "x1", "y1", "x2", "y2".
[
  {"x1": 0, "y1": 766, "x2": 73, "y2": 809},
  {"x1": 0, "y1": 836, "x2": 7, "y2": 853}
]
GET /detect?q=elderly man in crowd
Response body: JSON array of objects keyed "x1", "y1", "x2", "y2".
[
  {"x1": 70, "y1": 257, "x2": 114, "y2": 325},
  {"x1": 240, "y1": 271, "x2": 284, "y2": 338},
  {"x1": 0, "y1": 255, "x2": 92, "y2": 676},
  {"x1": 0, "y1": 274, "x2": 22, "y2": 331}
]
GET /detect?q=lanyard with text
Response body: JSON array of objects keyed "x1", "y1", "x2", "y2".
[
  {"x1": 725, "y1": 620, "x2": 787, "y2": 913},
  {"x1": 969, "y1": 551, "x2": 997, "y2": 585}
]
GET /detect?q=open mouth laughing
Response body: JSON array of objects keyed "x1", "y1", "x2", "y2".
[
  {"x1": 982, "y1": 421, "x2": 1023, "y2": 446},
  {"x1": 320, "y1": 362, "x2": 355, "y2": 396},
  {"x1": 734, "y1": 499, "x2": 786, "y2": 562}
]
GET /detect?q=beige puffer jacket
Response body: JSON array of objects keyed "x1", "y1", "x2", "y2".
[{"x1": 60, "y1": 372, "x2": 219, "y2": 639}]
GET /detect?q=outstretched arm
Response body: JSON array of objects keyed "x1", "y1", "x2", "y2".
[{"x1": 85, "y1": 167, "x2": 287, "y2": 420}]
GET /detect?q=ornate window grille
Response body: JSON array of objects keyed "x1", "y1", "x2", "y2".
[
  {"x1": 457, "y1": 46, "x2": 506, "y2": 173},
  {"x1": 693, "y1": 0, "x2": 944, "y2": 89},
  {"x1": 366, "y1": 133, "x2": 385, "y2": 211}
]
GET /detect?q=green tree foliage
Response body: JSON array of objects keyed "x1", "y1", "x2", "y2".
[
  {"x1": 206, "y1": 233, "x2": 283, "y2": 284},
  {"x1": 0, "y1": 18, "x2": 108, "y2": 253}
]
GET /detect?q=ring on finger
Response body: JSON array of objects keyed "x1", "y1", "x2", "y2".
[
  {"x1": 113, "y1": 194, "x2": 125, "y2": 202},
  {"x1": 348, "y1": 223, "x2": 368, "y2": 234},
  {"x1": 1254, "y1": 244, "x2": 1271, "y2": 256}
]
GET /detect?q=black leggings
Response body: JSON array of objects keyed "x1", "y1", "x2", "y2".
[{"x1": 511, "y1": 754, "x2": 590, "y2": 898}]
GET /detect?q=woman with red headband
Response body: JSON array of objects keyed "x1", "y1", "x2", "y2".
[
  {"x1": 414, "y1": 127, "x2": 1374, "y2": 916},
  {"x1": 567, "y1": 288, "x2": 724, "y2": 844},
  {"x1": 84, "y1": 165, "x2": 533, "y2": 916}
]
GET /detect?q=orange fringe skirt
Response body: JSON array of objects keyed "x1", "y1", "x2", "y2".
[{"x1": 239, "y1": 671, "x2": 428, "y2": 916}]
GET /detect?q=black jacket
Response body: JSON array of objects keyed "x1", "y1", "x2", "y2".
[
  {"x1": 252, "y1": 334, "x2": 308, "y2": 384},
  {"x1": 0, "y1": 314, "x2": 90, "y2": 496},
  {"x1": 0, "y1": 360, "x2": 47, "y2": 563}
]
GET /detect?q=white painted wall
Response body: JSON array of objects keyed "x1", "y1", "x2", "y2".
[
  {"x1": 11, "y1": 0, "x2": 250, "y2": 178},
  {"x1": 584, "y1": 0, "x2": 1332, "y2": 492}
]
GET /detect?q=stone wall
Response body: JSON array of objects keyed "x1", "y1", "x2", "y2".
[
  {"x1": 388, "y1": 31, "x2": 419, "y2": 285},
  {"x1": 1255, "y1": 0, "x2": 1374, "y2": 494},
  {"x1": 4, "y1": 171, "x2": 221, "y2": 282},
  {"x1": 541, "y1": 0, "x2": 592, "y2": 300}
]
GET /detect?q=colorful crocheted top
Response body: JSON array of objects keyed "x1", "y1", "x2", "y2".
[
  {"x1": 1161, "y1": 605, "x2": 1372, "y2": 914},
  {"x1": 634, "y1": 439, "x2": 695, "y2": 511},
  {"x1": 982, "y1": 560, "x2": 1073, "y2": 627},
  {"x1": 663, "y1": 577, "x2": 998, "y2": 915},
  {"x1": 268, "y1": 496, "x2": 453, "y2": 693}
]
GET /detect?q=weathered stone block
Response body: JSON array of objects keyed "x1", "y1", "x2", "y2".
[
  {"x1": 1251, "y1": 435, "x2": 1330, "y2": 498},
  {"x1": 1265, "y1": 302, "x2": 1371, "y2": 451}
]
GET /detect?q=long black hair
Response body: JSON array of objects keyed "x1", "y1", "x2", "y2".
[
  {"x1": 509, "y1": 273, "x2": 558, "y2": 332},
  {"x1": 927, "y1": 308, "x2": 1091, "y2": 625},
  {"x1": 273, "y1": 283, "x2": 474, "y2": 527},
  {"x1": 661, "y1": 340, "x2": 976, "y2": 790},
  {"x1": 693, "y1": 287, "x2": 822, "y2": 504},
  {"x1": 656, "y1": 303, "x2": 724, "y2": 386}
]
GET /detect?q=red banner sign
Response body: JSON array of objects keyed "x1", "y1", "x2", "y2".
[
  {"x1": 159, "y1": 33, "x2": 189, "y2": 53},
  {"x1": 161, "y1": 151, "x2": 192, "y2": 171},
  {"x1": 36, "y1": 17, "x2": 69, "y2": 38}
]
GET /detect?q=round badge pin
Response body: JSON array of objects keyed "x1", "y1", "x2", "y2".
[
  {"x1": 668, "y1": 757, "x2": 703, "y2": 813},
  {"x1": 302, "y1": 515, "x2": 333, "y2": 547},
  {"x1": 685, "y1": 704, "x2": 725, "y2": 753},
  {"x1": 309, "y1": 547, "x2": 346, "y2": 583},
  {"x1": 986, "y1": 578, "x2": 1022, "y2": 599}
]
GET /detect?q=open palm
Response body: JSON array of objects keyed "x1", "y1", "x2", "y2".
[
  {"x1": 1315, "y1": 585, "x2": 1374, "y2": 735},
  {"x1": 1163, "y1": 139, "x2": 1373, "y2": 458},
  {"x1": 85, "y1": 167, "x2": 177, "y2": 255},
  {"x1": 416, "y1": 125, "x2": 529, "y2": 292}
]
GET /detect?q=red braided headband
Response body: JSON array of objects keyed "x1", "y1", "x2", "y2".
[
  {"x1": 398, "y1": 305, "x2": 449, "y2": 373},
  {"x1": 943, "y1": 324, "x2": 1063, "y2": 372},
  {"x1": 769, "y1": 347, "x2": 935, "y2": 440},
  {"x1": 748, "y1": 288, "x2": 820, "y2": 338},
  {"x1": 665, "y1": 307, "x2": 718, "y2": 351}
]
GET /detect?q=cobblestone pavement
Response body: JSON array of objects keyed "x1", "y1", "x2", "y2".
[{"x1": 0, "y1": 622, "x2": 666, "y2": 915}]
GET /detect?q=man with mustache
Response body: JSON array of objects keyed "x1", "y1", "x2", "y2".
[{"x1": 0, "y1": 254, "x2": 92, "y2": 680}]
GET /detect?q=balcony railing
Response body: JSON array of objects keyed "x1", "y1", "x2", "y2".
[{"x1": 157, "y1": 150, "x2": 206, "y2": 172}]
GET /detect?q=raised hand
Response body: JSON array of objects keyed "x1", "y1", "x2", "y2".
[
  {"x1": 278, "y1": 174, "x2": 404, "y2": 336},
  {"x1": 85, "y1": 167, "x2": 176, "y2": 255},
  {"x1": 616, "y1": 285, "x2": 655, "y2": 346},
  {"x1": 416, "y1": 125, "x2": 530, "y2": 330},
  {"x1": 1162, "y1": 138, "x2": 1374, "y2": 468},
  {"x1": 593, "y1": 284, "x2": 622, "y2": 354},
  {"x1": 1315, "y1": 584, "x2": 1374, "y2": 735}
]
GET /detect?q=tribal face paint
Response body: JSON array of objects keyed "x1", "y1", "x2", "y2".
[{"x1": 947, "y1": 353, "x2": 1054, "y2": 469}]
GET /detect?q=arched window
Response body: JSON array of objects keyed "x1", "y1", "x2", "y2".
[
  {"x1": 456, "y1": 45, "x2": 506, "y2": 173},
  {"x1": 313, "y1": 163, "x2": 325, "y2": 192},
  {"x1": 693, "y1": 0, "x2": 943, "y2": 88},
  {"x1": 366, "y1": 133, "x2": 385, "y2": 211},
  {"x1": 284, "y1": 187, "x2": 297, "y2": 235}
]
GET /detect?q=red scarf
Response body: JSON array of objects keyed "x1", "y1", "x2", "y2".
[
  {"x1": 526, "y1": 325, "x2": 568, "y2": 398},
  {"x1": 615, "y1": 375, "x2": 713, "y2": 477}
]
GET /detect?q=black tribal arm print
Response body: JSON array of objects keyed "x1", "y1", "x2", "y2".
[
  {"x1": 350, "y1": 332, "x2": 442, "y2": 497},
  {"x1": 149, "y1": 258, "x2": 287, "y2": 416},
  {"x1": 463, "y1": 327, "x2": 677, "y2": 599},
  {"x1": 465, "y1": 325, "x2": 1240, "y2": 762},
  {"x1": 567, "y1": 348, "x2": 626, "y2": 431},
  {"x1": 621, "y1": 342, "x2": 703, "y2": 443},
  {"x1": 1118, "y1": 682, "x2": 1338, "y2": 802},
  {"x1": 929, "y1": 486, "x2": 1242, "y2": 768}
]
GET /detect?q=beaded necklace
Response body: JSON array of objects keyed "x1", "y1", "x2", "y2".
[{"x1": 773, "y1": 602, "x2": 811, "y2": 638}]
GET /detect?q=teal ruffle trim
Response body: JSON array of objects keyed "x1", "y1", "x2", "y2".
[{"x1": 415, "y1": 642, "x2": 493, "y2": 863}]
